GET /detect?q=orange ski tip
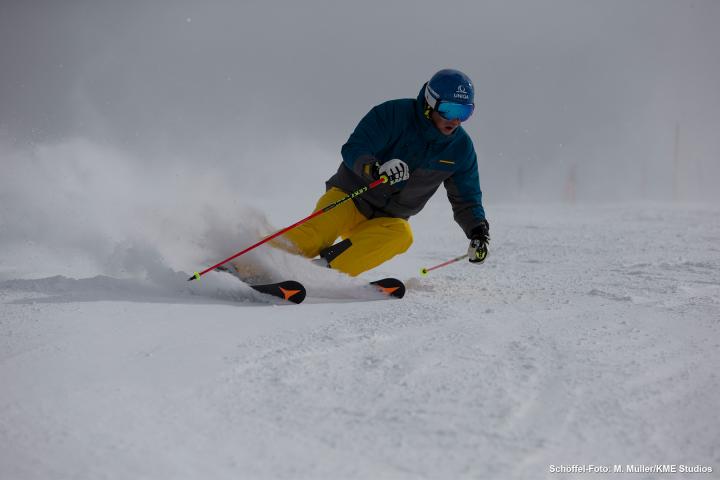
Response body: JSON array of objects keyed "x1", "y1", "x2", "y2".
[
  {"x1": 379, "y1": 286, "x2": 400, "y2": 296},
  {"x1": 279, "y1": 287, "x2": 303, "y2": 300}
]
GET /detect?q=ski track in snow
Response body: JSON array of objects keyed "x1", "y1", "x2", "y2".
[{"x1": 1, "y1": 204, "x2": 719, "y2": 479}]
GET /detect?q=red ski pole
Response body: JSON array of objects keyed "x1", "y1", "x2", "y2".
[
  {"x1": 188, "y1": 175, "x2": 389, "y2": 281},
  {"x1": 420, "y1": 254, "x2": 468, "y2": 276}
]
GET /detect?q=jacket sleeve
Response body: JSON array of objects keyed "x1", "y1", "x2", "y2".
[
  {"x1": 444, "y1": 149, "x2": 487, "y2": 238},
  {"x1": 341, "y1": 102, "x2": 397, "y2": 177}
]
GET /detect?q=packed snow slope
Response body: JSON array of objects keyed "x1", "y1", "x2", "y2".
[{"x1": 1, "y1": 201, "x2": 719, "y2": 479}]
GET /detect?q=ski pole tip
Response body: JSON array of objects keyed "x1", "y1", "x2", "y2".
[
  {"x1": 188, "y1": 272, "x2": 201, "y2": 282},
  {"x1": 420, "y1": 268, "x2": 429, "y2": 277}
]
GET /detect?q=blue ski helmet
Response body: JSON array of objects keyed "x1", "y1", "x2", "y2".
[{"x1": 424, "y1": 69, "x2": 475, "y2": 121}]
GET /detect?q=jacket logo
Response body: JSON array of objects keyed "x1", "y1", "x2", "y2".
[{"x1": 438, "y1": 159, "x2": 455, "y2": 165}]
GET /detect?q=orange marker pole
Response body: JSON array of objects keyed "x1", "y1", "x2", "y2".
[{"x1": 188, "y1": 176, "x2": 389, "y2": 281}]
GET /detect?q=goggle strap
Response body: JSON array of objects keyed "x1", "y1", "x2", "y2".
[{"x1": 424, "y1": 84, "x2": 439, "y2": 109}]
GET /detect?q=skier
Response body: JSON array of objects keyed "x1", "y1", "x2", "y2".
[{"x1": 282, "y1": 69, "x2": 490, "y2": 276}]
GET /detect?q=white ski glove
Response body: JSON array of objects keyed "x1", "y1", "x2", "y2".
[{"x1": 378, "y1": 159, "x2": 410, "y2": 185}]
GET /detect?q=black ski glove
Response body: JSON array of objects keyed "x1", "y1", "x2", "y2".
[{"x1": 468, "y1": 220, "x2": 490, "y2": 264}]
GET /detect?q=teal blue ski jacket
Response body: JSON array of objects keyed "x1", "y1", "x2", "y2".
[{"x1": 326, "y1": 85, "x2": 487, "y2": 238}]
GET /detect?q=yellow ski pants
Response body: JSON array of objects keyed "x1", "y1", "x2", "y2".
[{"x1": 283, "y1": 187, "x2": 413, "y2": 276}]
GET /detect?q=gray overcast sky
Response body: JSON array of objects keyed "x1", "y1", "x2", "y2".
[{"x1": 1, "y1": 0, "x2": 719, "y2": 202}]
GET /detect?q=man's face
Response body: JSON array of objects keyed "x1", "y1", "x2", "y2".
[{"x1": 431, "y1": 110, "x2": 462, "y2": 136}]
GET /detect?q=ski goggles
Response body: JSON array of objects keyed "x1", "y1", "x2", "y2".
[
  {"x1": 424, "y1": 84, "x2": 474, "y2": 122},
  {"x1": 436, "y1": 101, "x2": 474, "y2": 122}
]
